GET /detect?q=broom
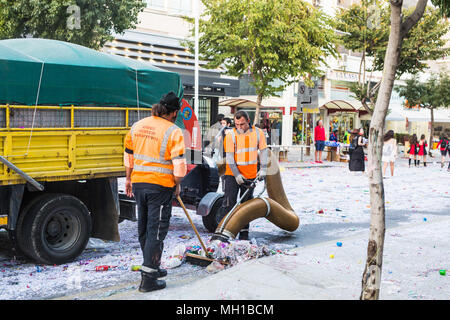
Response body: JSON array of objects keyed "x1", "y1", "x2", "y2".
[{"x1": 176, "y1": 195, "x2": 216, "y2": 267}]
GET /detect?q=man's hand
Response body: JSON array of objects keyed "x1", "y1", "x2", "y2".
[
  {"x1": 256, "y1": 169, "x2": 266, "y2": 181},
  {"x1": 125, "y1": 178, "x2": 133, "y2": 198},
  {"x1": 174, "y1": 183, "x2": 181, "y2": 198},
  {"x1": 174, "y1": 176, "x2": 183, "y2": 198},
  {"x1": 235, "y1": 174, "x2": 245, "y2": 185}
]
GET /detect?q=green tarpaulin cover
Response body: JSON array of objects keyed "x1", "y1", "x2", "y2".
[{"x1": 0, "y1": 38, "x2": 183, "y2": 108}]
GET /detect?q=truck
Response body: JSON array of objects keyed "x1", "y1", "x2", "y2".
[{"x1": 0, "y1": 38, "x2": 224, "y2": 265}]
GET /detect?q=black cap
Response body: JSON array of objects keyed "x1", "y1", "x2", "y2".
[{"x1": 160, "y1": 91, "x2": 181, "y2": 111}]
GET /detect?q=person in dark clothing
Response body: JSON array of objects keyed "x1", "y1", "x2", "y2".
[
  {"x1": 124, "y1": 92, "x2": 186, "y2": 293},
  {"x1": 436, "y1": 134, "x2": 449, "y2": 168},
  {"x1": 219, "y1": 111, "x2": 269, "y2": 240},
  {"x1": 408, "y1": 134, "x2": 418, "y2": 167},
  {"x1": 349, "y1": 128, "x2": 365, "y2": 173}
]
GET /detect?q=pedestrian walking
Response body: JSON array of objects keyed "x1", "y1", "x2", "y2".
[
  {"x1": 349, "y1": 128, "x2": 365, "y2": 173},
  {"x1": 417, "y1": 134, "x2": 428, "y2": 167},
  {"x1": 382, "y1": 130, "x2": 397, "y2": 177},
  {"x1": 124, "y1": 91, "x2": 187, "y2": 293},
  {"x1": 436, "y1": 134, "x2": 449, "y2": 168},
  {"x1": 408, "y1": 134, "x2": 418, "y2": 167},
  {"x1": 314, "y1": 119, "x2": 326, "y2": 163},
  {"x1": 219, "y1": 110, "x2": 269, "y2": 240}
]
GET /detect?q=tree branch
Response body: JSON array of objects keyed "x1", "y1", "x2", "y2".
[{"x1": 401, "y1": 0, "x2": 428, "y2": 37}]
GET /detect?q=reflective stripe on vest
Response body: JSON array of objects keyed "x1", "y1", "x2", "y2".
[
  {"x1": 235, "y1": 159, "x2": 258, "y2": 165},
  {"x1": 132, "y1": 124, "x2": 179, "y2": 173},
  {"x1": 230, "y1": 126, "x2": 260, "y2": 152},
  {"x1": 235, "y1": 147, "x2": 258, "y2": 154},
  {"x1": 133, "y1": 165, "x2": 174, "y2": 175}
]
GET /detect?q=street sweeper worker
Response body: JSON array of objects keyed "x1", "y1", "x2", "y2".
[
  {"x1": 124, "y1": 91, "x2": 186, "y2": 293},
  {"x1": 218, "y1": 110, "x2": 269, "y2": 240}
]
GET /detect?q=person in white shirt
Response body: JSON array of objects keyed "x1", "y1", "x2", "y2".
[{"x1": 382, "y1": 130, "x2": 398, "y2": 178}]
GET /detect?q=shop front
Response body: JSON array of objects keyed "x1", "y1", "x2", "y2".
[
  {"x1": 320, "y1": 100, "x2": 365, "y2": 162},
  {"x1": 238, "y1": 108, "x2": 284, "y2": 145}
]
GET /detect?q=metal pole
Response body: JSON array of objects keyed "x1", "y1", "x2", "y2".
[
  {"x1": 0, "y1": 156, "x2": 44, "y2": 191},
  {"x1": 194, "y1": 0, "x2": 200, "y2": 118}
]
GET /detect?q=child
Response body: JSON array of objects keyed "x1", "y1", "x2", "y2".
[
  {"x1": 417, "y1": 134, "x2": 428, "y2": 167},
  {"x1": 436, "y1": 134, "x2": 449, "y2": 168},
  {"x1": 408, "y1": 134, "x2": 418, "y2": 167}
]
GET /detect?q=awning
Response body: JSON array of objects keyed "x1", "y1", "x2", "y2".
[
  {"x1": 219, "y1": 98, "x2": 263, "y2": 108},
  {"x1": 321, "y1": 100, "x2": 359, "y2": 112}
]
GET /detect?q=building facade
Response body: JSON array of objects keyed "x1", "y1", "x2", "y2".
[{"x1": 102, "y1": 0, "x2": 240, "y2": 139}]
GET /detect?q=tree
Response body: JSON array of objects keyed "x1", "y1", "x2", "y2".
[
  {"x1": 395, "y1": 72, "x2": 450, "y2": 149},
  {"x1": 0, "y1": 0, "x2": 146, "y2": 50},
  {"x1": 335, "y1": 0, "x2": 449, "y2": 114},
  {"x1": 360, "y1": 0, "x2": 448, "y2": 300},
  {"x1": 184, "y1": 0, "x2": 338, "y2": 124}
]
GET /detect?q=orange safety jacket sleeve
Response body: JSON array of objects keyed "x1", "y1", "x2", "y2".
[
  {"x1": 124, "y1": 130, "x2": 134, "y2": 168},
  {"x1": 168, "y1": 128, "x2": 187, "y2": 178}
]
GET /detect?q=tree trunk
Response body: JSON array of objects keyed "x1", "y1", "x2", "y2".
[
  {"x1": 360, "y1": 0, "x2": 428, "y2": 300},
  {"x1": 254, "y1": 93, "x2": 263, "y2": 126},
  {"x1": 360, "y1": 2, "x2": 402, "y2": 301},
  {"x1": 429, "y1": 107, "x2": 435, "y2": 156}
]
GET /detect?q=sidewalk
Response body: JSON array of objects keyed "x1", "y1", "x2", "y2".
[{"x1": 99, "y1": 216, "x2": 450, "y2": 300}]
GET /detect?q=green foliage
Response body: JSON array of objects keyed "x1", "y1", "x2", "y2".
[
  {"x1": 184, "y1": 0, "x2": 338, "y2": 99},
  {"x1": 0, "y1": 0, "x2": 146, "y2": 49},
  {"x1": 395, "y1": 72, "x2": 450, "y2": 110},
  {"x1": 335, "y1": 1, "x2": 450, "y2": 78},
  {"x1": 431, "y1": 0, "x2": 450, "y2": 17}
]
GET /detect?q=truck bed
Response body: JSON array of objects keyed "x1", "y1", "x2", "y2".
[{"x1": 0, "y1": 105, "x2": 151, "y2": 186}]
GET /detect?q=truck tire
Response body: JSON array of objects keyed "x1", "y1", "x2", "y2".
[
  {"x1": 18, "y1": 193, "x2": 92, "y2": 265},
  {"x1": 16, "y1": 193, "x2": 54, "y2": 259},
  {"x1": 201, "y1": 196, "x2": 224, "y2": 233}
]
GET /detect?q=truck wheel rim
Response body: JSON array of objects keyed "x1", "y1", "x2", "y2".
[{"x1": 43, "y1": 210, "x2": 81, "y2": 252}]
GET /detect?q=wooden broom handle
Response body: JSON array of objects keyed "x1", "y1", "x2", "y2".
[{"x1": 176, "y1": 195, "x2": 210, "y2": 257}]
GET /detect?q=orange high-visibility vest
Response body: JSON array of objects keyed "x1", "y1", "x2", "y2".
[
  {"x1": 124, "y1": 116, "x2": 186, "y2": 188},
  {"x1": 224, "y1": 126, "x2": 267, "y2": 179}
]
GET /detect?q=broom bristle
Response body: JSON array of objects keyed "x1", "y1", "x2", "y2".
[{"x1": 185, "y1": 252, "x2": 214, "y2": 267}]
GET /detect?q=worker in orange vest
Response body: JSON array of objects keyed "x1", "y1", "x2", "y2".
[
  {"x1": 219, "y1": 110, "x2": 269, "y2": 240},
  {"x1": 124, "y1": 91, "x2": 186, "y2": 293}
]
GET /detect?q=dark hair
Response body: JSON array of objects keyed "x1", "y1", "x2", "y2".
[
  {"x1": 384, "y1": 130, "x2": 394, "y2": 141},
  {"x1": 409, "y1": 133, "x2": 418, "y2": 145},
  {"x1": 420, "y1": 134, "x2": 425, "y2": 140},
  {"x1": 152, "y1": 91, "x2": 181, "y2": 116},
  {"x1": 234, "y1": 110, "x2": 250, "y2": 121},
  {"x1": 223, "y1": 117, "x2": 232, "y2": 126},
  {"x1": 316, "y1": 119, "x2": 322, "y2": 126},
  {"x1": 217, "y1": 114, "x2": 225, "y2": 122}
]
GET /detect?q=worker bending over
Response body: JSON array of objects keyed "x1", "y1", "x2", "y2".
[
  {"x1": 219, "y1": 110, "x2": 268, "y2": 240},
  {"x1": 124, "y1": 92, "x2": 186, "y2": 293}
]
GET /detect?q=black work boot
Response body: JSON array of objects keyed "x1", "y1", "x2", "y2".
[
  {"x1": 157, "y1": 268, "x2": 167, "y2": 278},
  {"x1": 139, "y1": 271, "x2": 166, "y2": 293}
]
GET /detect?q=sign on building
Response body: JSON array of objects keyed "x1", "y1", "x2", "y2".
[{"x1": 296, "y1": 81, "x2": 319, "y2": 113}]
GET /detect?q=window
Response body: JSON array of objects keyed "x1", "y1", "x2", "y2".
[
  {"x1": 146, "y1": 0, "x2": 165, "y2": 10},
  {"x1": 167, "y1": 0, "x2": 193, "y2": 15}
]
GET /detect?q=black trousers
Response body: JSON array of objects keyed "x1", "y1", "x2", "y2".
[
  {"x1": 219, "y1": 175, "x2": 255, "y2": 235},
  {"x1": 133, "y1": 183, "x2": 174, "y2": 272}
]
